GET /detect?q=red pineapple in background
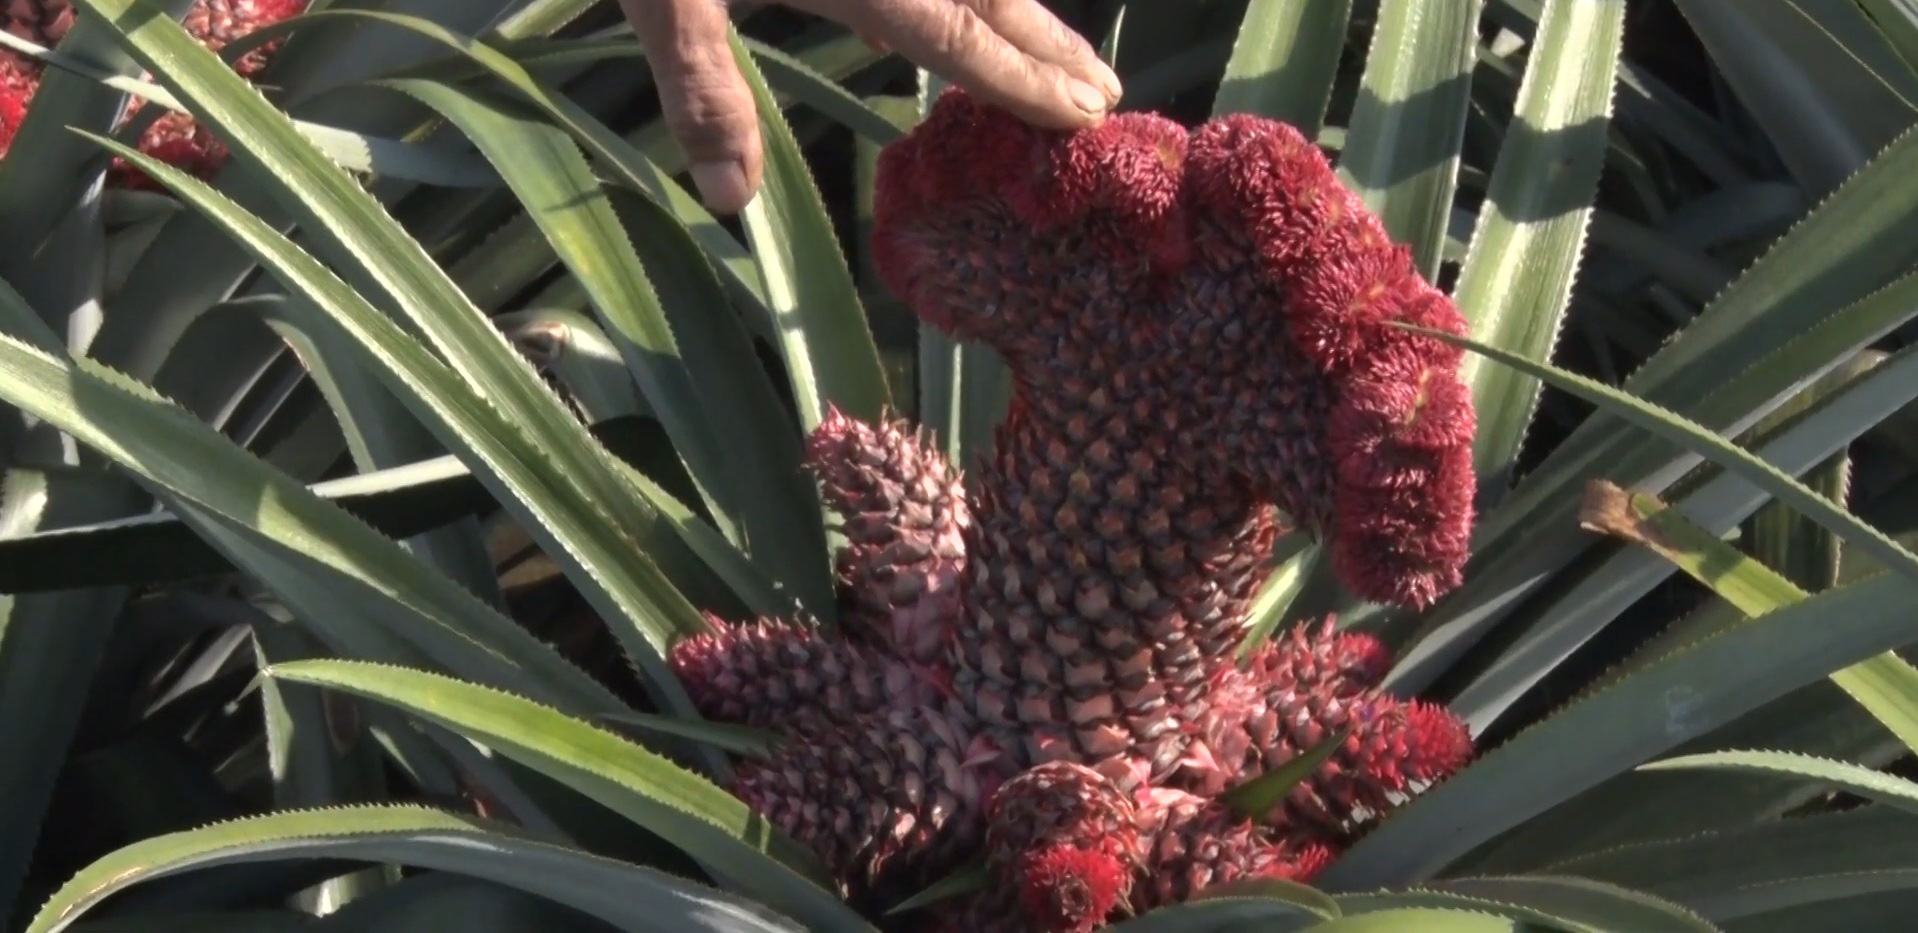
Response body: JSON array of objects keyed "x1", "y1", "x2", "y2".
[
  {"x1": 0, "y1": 0, "x2": 308, "y2": 186},
  {"x1": 677, "y1": 86, "x2": 1480, "y2": 931}
]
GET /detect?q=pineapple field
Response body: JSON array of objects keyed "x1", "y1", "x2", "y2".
[{"x1": 4, "y1": 0, "x2": 1918, "y2": 931}]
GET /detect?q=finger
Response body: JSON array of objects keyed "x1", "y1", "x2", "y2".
[
  {"x1": 960, "y1": 0, "x2": 1119, "y2": 101},
  {"x1": 800, "y1": 0, "x2": 1114, "y2": 130},
  {"x1": 620, "y1": 0, "x2": 763, "y2": 214}
]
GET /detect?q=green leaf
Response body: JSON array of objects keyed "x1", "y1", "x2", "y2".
[
  {"x1": 1454, "y1": 0, "x2": 1625, "y2": 491},
  {"x1": 0, "y1": 468, "x2": 143, "y2": 917},
  {"x1": 1098, "y1": 6, "x2": 1125, "y2": 67},
  {"x1": 1432, "y1": 309, "x2": 1918, "y2": 727},
  {"x1": 746, "y1": 39, "x2": 905, "y2": 145},
  {"x1": 1305, "y1": 908, "x2": 1520, "y2": 931},
  {"x1": 1394, "y1": 877, "x2": 1719, "y2": 932},
  {"x1": 1211, "y1": 0, "x2": 1354, "y2": 134},
  {"x1": 1640, "y1": 749, "x2": 1918, "y2": 815},
  {"x1": 1238, "y1": 541, "x2": 1322, "y2": 657},
  {"x1": 263, "y1": 660, "x2": 873, "y2": 931},
  {"x1": 1221, "y1": 729, "x2": 1349, "y2": 819},
  {"x1": 385, "y1": 80, "x2": 735, "y2": 540},
  {"x1": 1671, "y1": 0, "x2": 1918, "y2": 196},
  {"x1": 596, "y1": 711, "x2": 782, "y2": 760},
  {"x1": 1544, "y1": 806, "x2": 1918, "y2": 922},
  {"x1": 0, "y1": 299, "x2": 623, "y2": 718},
  {"x1": 24, "y1": 805, "x2": 804, "y2": 933},
  {"x1": 885, "y1": 861, "x2": 988, "y2": 916},
  {"x1": 729, "y1": 29, "x2": 892, "y2": 430},
  {"x1": 1317, "y1": 567, "x2": 1918, "y2": 888},
  {"x1": 1389, "y1": 127, "x2": 1918, "y2": 694},
  {"x1": 1390, "y1": 278, "x2": 1918, "y2": 698},
  {"x1": 262, "y1": 294, "x2": 502, "y2": 606},
  {"x1": 385, "y1": 77, "x2": 833, "y2": 618},
  {"x1": 1337, "y1": 0, "x2": 1482, "y2": 276},
  {"x1": 70, "y1": 0, "x2": 719, "y2": 713},
  {"x1": 1418, "y1": 326, "x2": 1918, "y2": 588},
  {"x1": 1581, "y1": 480, "x2": 1918, "y2": 756},
  {"x1": 1108, "y1": 878, "x2": 1334, "y2": 932}
]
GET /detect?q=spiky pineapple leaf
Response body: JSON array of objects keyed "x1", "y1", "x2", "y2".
[
  {"x1": 1238, "y1": 539, "x2": 1321, "y2": 656},
  {"x1": 1442, "y1": 321, "x2": 1918, "y2": 729},
  {"x1": 1582, "y1": 480, "x2": 1918, "y2": 755},
  {"x1": 1337, "y1": 0, "x2": 1482, "y2": 277},
  {"x1": 1640, "y1": 749, "x2": 1918, "y2": 815},
  {"x1": 1108, "y1": 878, "x2": 1334, "y2": 931},
  {"x1": 1391, "y1": 266, "x2": 1918, "y2": 695},
  {"x1": 744, "y1": 38, "x2": 905, "y2": 145},
  {"x1": 1670, "y1": 0, "x2": 1918, "y2": 196},
  {"x1": 1391, "y1": 125, "x2": 1918, "y2": 694},
  {"x1": 1454, "y1": 0, "x2": 1625, "y2": 492},
  {"x1": 0, "y1": 31, "x2": 493, "y2": 186},
  {"x1": 0, "y1": 0, "x2": 192, "y2": 270},
  {"x1": 0, "y1": 470, "x2": 144, "y2": 918},
  {"x1": 0, "y1": 297, "x2": 622, "y2": 716},
  {"x1": 288, "y1": 10, "x2": 769, "y2": 304},
  {"x1": 596, "y1": 711, "x2": 782, "y2": 760},
  {"x1": 263, "y1": 293, "x2": 502, "y2": 605},
  {"x1": 70, "y1": 0, "x2": 735, "y2": 714},
  {"x1": 1221, "y1": 729, "x2": 1350, "y2": 819},
  {"x1": 728, "y1": 29, "x2": 892, "y2": 431},
  {"x1": 297, "y1": 9, "x2": 891, "y2": 433},
  {"x1": 885, "y1": 860, "x2": 988, "y2": 916},
  {"x1": 1318, "y1": 568, "x2": 1918, "y2": 887},
  {"x1": 1420, "y1": 327, "x2": 1918, "y2": 585},
  {"x1": 263, "y1": 660, "x2": 872, "y2": 930},
  {"x1": 90, "y1": 131, "x2": 721, "y2": 721},
  {"x1": 1304, "y1": 908, "x2": 1521, "y2": 931},
  {"x1": 1211, "y1": 0, "x2": 1354, "y2": 134},
  {"x1": 1354, "y1": 877, "x2": 1719, "y2": 932},
  {"x1": 24, "y1": 805, "x2": 805, "y2": 933},
  {"x1": 1098, "y1": 5, "x2": 1125, "y2": 66},
  {"x1": 1543, "y1": 807, "x2": 1918, "y2": 921},
  {"x1": 385, "y1": 76, "x2": 834, "y2": 618}
]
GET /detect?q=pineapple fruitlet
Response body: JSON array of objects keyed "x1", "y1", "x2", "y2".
[
  {"x1": 0, "y1": 0, "x2": 307, "y2": 184},
  {"x1": 673, "y1": 88, "x2": 1481, "y2": 932}
]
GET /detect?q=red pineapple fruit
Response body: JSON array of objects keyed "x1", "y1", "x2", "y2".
[
  {"x1": 685, "y1": 86, "x2": 1480, "y2": 925},
  {"x1": 983, "y1": 762, "x2": 1143, "y2": 932},
  {"x1": 668, "y1": 614, "x2": 945, "y2": 731},
  {"x1": 806, "y1": 405, "x2": 971, "y2": 666},
  {"x1": 868, "y1": 86, "x2": 1477, "y2": 785},
  {"x1": 0, "y1": 0, "x2": 309, "y2": 185},
  {"x1": 1133, "y1": 787, "x2": 1336, "y2": 911}
]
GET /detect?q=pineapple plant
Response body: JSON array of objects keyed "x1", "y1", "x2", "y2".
[
  {"x1": 674, "y1": 86, "x2": 1481, "y2": 929},
  {"x1": 4, "y1": 1, "x2": 1918, "y2": 931}
]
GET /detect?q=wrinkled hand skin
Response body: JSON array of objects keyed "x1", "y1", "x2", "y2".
[{"x1": 673, "y1": 88, "x2": 1479, "y2": 932}]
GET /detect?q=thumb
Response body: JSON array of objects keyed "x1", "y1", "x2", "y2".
[{"x1": 621, "y1": 0, "x2": 765, "y2": 214}]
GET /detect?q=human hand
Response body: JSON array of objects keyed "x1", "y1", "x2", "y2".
[{"x1": 618, "y1": 0, "x2": 1123, "y2": 214}]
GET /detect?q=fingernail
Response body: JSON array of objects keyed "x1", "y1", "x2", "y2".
[
  {"x1": 1068, "y1": 78, "x2": 1110, "y2": 115},
  {"x1": 691, "y1": 159, "x2": 751, "y2": 214},
  {"x1": 1091, "y1": 60, "x2": 1123, "y2": 103}
]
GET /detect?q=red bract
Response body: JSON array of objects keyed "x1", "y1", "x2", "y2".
[
  {"x1": 678, "y1": 87, "x2": 1480, "y2": 931},
  {"x1": 0, "y1": 57, "x2": 30, "y2": 153}
]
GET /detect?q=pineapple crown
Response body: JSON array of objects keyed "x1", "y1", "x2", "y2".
[
  {"x1": 1015, "y1": 845, "x2": 1130, "y2": 933},
  {"x1": 870, "y1": 87, "x2": 1476, "y2": 609}
]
